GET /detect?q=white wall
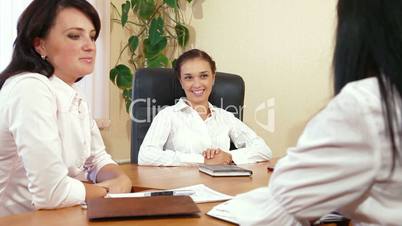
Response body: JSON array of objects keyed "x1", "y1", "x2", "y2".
[{"x1": 187, "y1": 0, "x2": 337, "y2": 157}]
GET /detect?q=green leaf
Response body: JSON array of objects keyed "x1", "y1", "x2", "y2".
[
  {"x1": 123, "y1": 88, "x2": 132, "y2": 100},
  {"x1": 125, "y1": 99, "x2": 132, "y2": 113},
  {"x1": 149, "y1": 17, "x2": 165, "y2": 46},
  {"x1": 135, "y1": 0, "x2": 155, "y2": 20},
  {"x1": 164, "y1": 0, "x2": 177, "y2": 8},
  {"x1": 113, "y1": 64, "x2": 133, "y2": 89},
  {"x1": 130, "y1": 0, "x2": 138, "y2": 8},
  {"x1": 109, "y1": 67, "x2": 118, "y2": 84},
  {"x1": 121, "y1": 1, "x2": 131, "y2": 27},
  {"x1": 175, "y1": 23, "x2": 190, "y2": 47},
  {"x1": 128, "y1": 35, "x2": 139, "y2": 52},
  {"x1": 186, "y1": 0, "x2": 193, "y2": 2},
  {"x1": 143, "y1": 37, "x2": 167, "y2": 58},
  {"x1": 147, "y1": 54, "x2": 169, "y2": 68},
  {"x1": 171, "y1": 58, "x2": 177, "y2": 68}
]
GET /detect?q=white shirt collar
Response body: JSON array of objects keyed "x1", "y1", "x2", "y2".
[
  {"x1": 173, "y1": 97, "x2": 216, "y2": 116},
  {"x1": 49, "y1": 75, "x2": 80, "y2": 109}
]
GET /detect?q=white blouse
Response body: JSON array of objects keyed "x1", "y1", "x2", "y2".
[
  {"x1": 219, "y1": 78, "x2": 402, "y2": 226},
  {"x1": 138, "y1": 98, "x2": 272, "y2": 166},
  {"x1": 0, "y1": 73, "x2": 115, "y2": 216}
]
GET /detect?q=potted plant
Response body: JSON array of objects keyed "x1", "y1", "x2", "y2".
[{"x1": 109, "y1": 0, "x2": 193, "y2": 112}]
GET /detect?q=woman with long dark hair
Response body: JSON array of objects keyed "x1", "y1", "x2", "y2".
[
  {"x1": 214, "y1": 1, "x2": 402, "y2": 225},
  {"x1": 0, "y1": 0, "x2": 131, "y2": 216}
]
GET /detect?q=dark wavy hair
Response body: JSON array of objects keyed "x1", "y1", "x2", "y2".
[
  {"x1": 0, "y1": 0, "x2": 100, "y2": 89},
  {"x1": 174, "y1": 49, "x2": 216, "y2": 79},
  {"x1": 334, "y1": 0, "x2": 402, "y2": 171}
]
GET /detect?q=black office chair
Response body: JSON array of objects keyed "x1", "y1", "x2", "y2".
[{"x1": 130, "y1": 68, "x2": 245, "y2": 163}]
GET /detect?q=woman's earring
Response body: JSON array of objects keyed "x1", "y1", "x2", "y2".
[{"x1": 41, "y1": 55, "x2": 47, "y2": 60}]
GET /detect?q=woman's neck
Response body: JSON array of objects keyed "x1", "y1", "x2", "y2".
[
  {"x1": 192, "y1": 103, "x2": 211, "y2": 120},
  {"x1": 184, "y1": 99, "x2": 211, "y2": 120}
]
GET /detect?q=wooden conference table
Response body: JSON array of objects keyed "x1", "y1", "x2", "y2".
[{"x1": 0, "y1": 162, "x2": 273, "y2": 226}]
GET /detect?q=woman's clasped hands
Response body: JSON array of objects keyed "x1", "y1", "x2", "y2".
[{"x1": 202, "y1": 148, "x2": 233, "y2": 165}]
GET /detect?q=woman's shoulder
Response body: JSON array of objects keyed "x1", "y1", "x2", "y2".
[
  {"x1": 212, "y1": 105, "x2": 237, "y2": 118},
  {"x1": 210, "y1": 106, "x2": 241, "y2": 125},
  {"x1": 153, "y1": 104, "x2": 177, "y2": 118},
  {"x1": 4, "y1": 72, "x2": 52, "y2": 90},
  {"x1": 2, "y1": 72, "x2": 55, "y2": 99},
  {"x1": 341, "y1": 77, "x2": 379, "y2": 98},
  {"x1": 157, "y1": 98, "x2": 190, "y2": 115},
  {"x1": 325, "y1": 78, "x2": 383, "y2": 123}
]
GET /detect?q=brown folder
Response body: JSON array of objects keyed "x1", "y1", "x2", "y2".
[{"x1": 86, "y1": 196, "x2": 201, "y2": 220}]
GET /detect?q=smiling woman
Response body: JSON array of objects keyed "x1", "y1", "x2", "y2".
[
  {"x1": 176, "y1": 51, "x2": 216, "y2": 120},
  {"x1": 0, "y1": 0, "x2": 131, "y2": 217},
  {"x1": 137, "y1": 49, "x2": 273, "y2": 166}
]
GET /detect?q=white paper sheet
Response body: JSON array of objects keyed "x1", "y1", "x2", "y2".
[
  {"x1": 171, "y1": 184, "x2": 233, "y2": 203},
  {"x1": 207, "y1": 200, "x2": 238, "y2": 224}
]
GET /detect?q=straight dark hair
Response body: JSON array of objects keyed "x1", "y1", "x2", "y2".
[
  {"x1": 334, "y1": 0, "x2": 402, "y2": 170},
  {"x1": 0, "y1": 0, "x2": 100, "y2": 89},
  {"x1": 174, "y1": 49, "x2": 216, "y2": 79}
]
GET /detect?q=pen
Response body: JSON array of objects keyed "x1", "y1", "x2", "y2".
[{"x1": 105, "y1": 190, "x2": 195, "y2": 198}]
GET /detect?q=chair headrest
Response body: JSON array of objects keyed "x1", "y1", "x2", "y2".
[{"x1": 133, "y1": 68, "x2": 244, "y2": 118}]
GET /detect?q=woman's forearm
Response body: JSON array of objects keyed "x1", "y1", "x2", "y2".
[
  {"x1": 95, "y1": 164, "x2": 132, "y2": 193},
  {"x1": 83, "y1": 183, "x2": 108, "y2": 201},
  {"x1": 95, "y1": 164, "x2": 126, "y2": 182}
]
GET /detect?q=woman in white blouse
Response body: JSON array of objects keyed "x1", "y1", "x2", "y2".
[
  {"x1": 217, "y1": 0, "x2": 402, "y2": 225},
  {"x1": 0, "y1": 0, "x2": 131, "y2": 216},
  {"x1": 138, "y1": 49, "x2": 272, "y2": 166}
]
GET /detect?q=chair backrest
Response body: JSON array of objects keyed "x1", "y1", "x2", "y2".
[{"x1": 130, "y1": 68, "x2": 245, "y2": 163}]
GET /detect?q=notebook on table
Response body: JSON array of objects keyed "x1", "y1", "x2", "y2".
[
  {"x1": 86, "y1": 196, "x2": 200, "y2": 220},
  {"x1": 198, "y1": 164, "x2": 253, "y2": 177}
]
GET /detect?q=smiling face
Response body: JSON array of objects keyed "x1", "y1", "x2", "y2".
[
  {"x1": 179, "y1": 58, "x2": 215, "y2": 108},
  {"x1": 34, "y1": 7, "x2": 97, "y2": 85}
]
